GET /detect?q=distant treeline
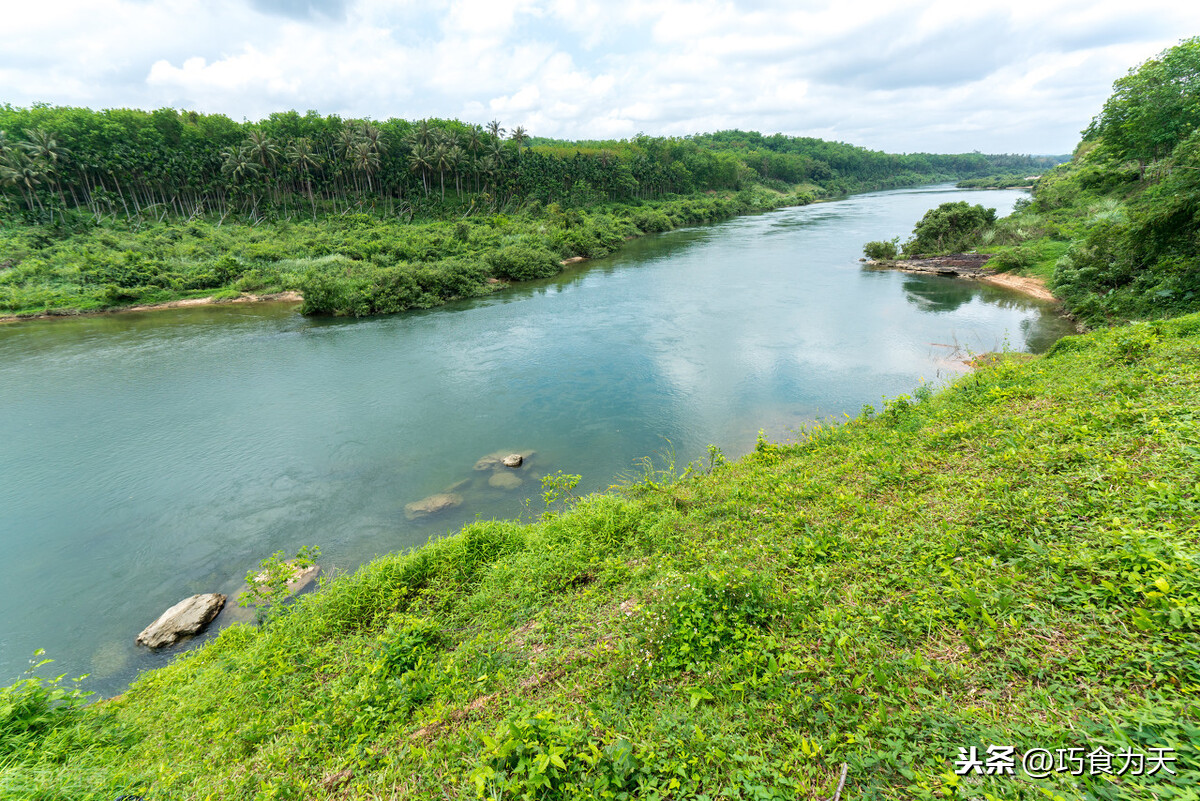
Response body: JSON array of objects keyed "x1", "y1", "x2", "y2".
[{"x1": 0, "y1": 104, "x2": 1063, "y2": 225}]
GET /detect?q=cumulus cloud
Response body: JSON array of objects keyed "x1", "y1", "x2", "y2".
[{"x1": 1, "y1": 0, "x2": 1199, "y2": 153}]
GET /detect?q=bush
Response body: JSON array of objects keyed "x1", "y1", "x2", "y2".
[
  {"x1": 486, "y1": 245, "x2": 561, "y2": 281},
  {"x1": 863, "y1": 239, "x2": 899, "y2": 260},
  {"x1": 904, "y1": 201, "x2": 997, "y2": 255},
  {"x1": 988, "y1": 246, "x2": 1036, "y2": 272}
]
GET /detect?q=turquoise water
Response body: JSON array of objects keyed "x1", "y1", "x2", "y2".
[{"x1": 0, "y1": 185, "x2": 1073, "y2": 695}]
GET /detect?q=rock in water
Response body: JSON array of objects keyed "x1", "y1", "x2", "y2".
[
  {"x1": 404, "y1": 492, "x2": 463, "y2": 520},
  {"x1": 136, "y1": 593, "x2": 226, "y2": 649},
  {"x1": 502, "y1": 453, "x2": 523, "y2": 468},
  {"x1": 489, "y1": 471, "x2": 523, "y2": 490}
]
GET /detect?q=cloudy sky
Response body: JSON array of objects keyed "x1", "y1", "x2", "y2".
[{"x1": 3, "y1": 0, "x2": 1198, "y2": 155}]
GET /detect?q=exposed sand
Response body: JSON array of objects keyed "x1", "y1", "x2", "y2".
[
  {"x1": 0, "y1": 291, "x2": 303, "y2": 324},
  {"x1": 978, "y1": 272, "x2": 1057, "y2": 303}
]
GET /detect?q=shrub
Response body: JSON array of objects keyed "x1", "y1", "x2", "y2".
[
  {"x1": 863, "y1": 239, "x2": 899, "y2": 260},
  {"x1": 988, "y1": 246, "x2": 1036, "y2": 272},
  {"x1": 486, "y1": 245, "x2": 561, "y2": 281},
  {"x1": 904, "y1": 201, "x2": 997, "y2": 255}
]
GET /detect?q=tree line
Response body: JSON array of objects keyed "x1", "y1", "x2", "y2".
[{"x1": 0, "y1": 104, "x2": 1060, "y2": 226}]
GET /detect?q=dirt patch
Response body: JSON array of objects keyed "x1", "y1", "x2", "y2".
[
  {"x1": 978, "y1": 272, "x2": 1057, "y2": 302},
  {"x1": 0, "y1": 291, "x2": 304, "y2": 324}
]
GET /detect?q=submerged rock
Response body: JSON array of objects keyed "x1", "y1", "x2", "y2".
[
  {"x1": 489, "y1": 471, "x2": 523, "y2": 490},
  {"x1": 136, "y1": 593, "x2": 226, "y2": 649},
  {"x1": 473, "y1": 454, "x2": 502, "y2": 471},
  {"x1": 475, "y1": 449, "x2": 535, "y2": 470},
  {"x1": 405, "y1": 492, "x2": 463, "y2": 519}
]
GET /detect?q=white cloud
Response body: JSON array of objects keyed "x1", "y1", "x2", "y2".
[{"x1": 2, "y1": 0, "x2": 1199, "y2": 153}]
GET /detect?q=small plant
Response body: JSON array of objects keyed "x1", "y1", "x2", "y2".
[
  {"x1": 988, "y1": 246, "x2": 1035, "y2": 272},
  {"x1": 541, "y1": 471, "x2": 581, "y2": 510},
  {"x1": 0, "y1": 651, "x2": 93, "y2": 755},
  {"x1": 635, "y1": 569, "x2": 782, "y2": 675},
  {"x1": 239, "y1": 545, "x2": 321, "y2": 618}
]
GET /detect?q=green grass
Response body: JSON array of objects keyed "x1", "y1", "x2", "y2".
[
  {"x1": 4, "y1": 313, "x2": 1199, "y2": 799},
  {"x1": 0, "y1": 189, "x2": 810, "y2": 319}
]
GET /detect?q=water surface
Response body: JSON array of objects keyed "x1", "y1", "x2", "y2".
[{"x1": 0, "y1": 184, "x2": 1073, "y2": 694}]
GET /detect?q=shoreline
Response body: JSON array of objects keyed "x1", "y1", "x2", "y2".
[
  {"x1": 864, "y1": 254, "x2": 1058, "y2": 303},
  {"x1": 0, "y1": 291, "x2": 304, "y2": 324}
]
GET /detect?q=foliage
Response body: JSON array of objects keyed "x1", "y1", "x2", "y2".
[
  {"x1": 486, "y1": 244, "x2": 561, "y2": 281},
  {"x1": 0, "y1": 653, "x2": 92, "y2": 758},
  {"x1": 862, "y1": 238, "x2": 898, "y2": 260},
  {"x1": 239, "y1": 546, "x2": 321, "y2": 618},
  {"x1": 903, "y1": 201, "x2": 997, "y2": 255},
  {"x1": 1083, "y1": 36, "x2": 1200, "y2": 166}
]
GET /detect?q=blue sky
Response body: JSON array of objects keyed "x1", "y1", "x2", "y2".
[{"x1": 2, "y1": 0, "x2": 1198, "y2": 154}]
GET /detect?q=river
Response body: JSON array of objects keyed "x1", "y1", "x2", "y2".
[{"x1": 0, "y1": 184, "x2": 1073, "y2": 695}]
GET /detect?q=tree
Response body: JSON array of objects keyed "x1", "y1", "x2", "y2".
[
  {"x1": 510, "y1": 126, "x2": 528, "y2": 155},
  {"x1": 286, "y1": 137, "x2": 320, "y2": 219},
  {"x1": 1084, "y1": 36, "x2": 1200, "y2": 170},
  {"x1": 408, "y1": 143, "x2": 431, "y2": 196},
  {"x1": 903, "y1": 202, "x2": 996, "y2": 255}
]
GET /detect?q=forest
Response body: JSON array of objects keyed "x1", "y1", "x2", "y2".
[{"x1": 0, "y1": 105, "x2": 1059, "y2": 224}]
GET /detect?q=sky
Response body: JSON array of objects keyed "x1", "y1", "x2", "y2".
[{"x1": 2, "y1": 0, "x2": 1199, "y2": 155}]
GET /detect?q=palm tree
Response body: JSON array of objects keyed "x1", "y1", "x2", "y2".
[
  {"x1": 509, "y1": 126, "x2": 528, "y2": 154},
  {"x1": 408, "y1": 144, "x2": 431, "y2": 196},
  {"x1": 286, "y1": 137, "x2": 320, "y2": 219},
  {"x1": 486, "y1": 119, "x2": 505, "y2": 141},
  {"x1": 479, "y1": 154, "x2": 499, "y2": 195},
  {"x1": 18, "y1": 128, "x2": 69, "y2": 215},
  {"x1": 447, "y1": 143, "x2": 465, "y2": 195},
  {"x1": 245, "y1": 129, "x2": 279, "y2": 170},
  {"x1": 411, "y1": 119, "x2": 435, "y2": 150},
  {"x1": 0, "y1": 147, "x2": 44, "y2": 212},
  {"x1": 433, "y1": 142, "x2": 452, "y2": 201},
  {"x1": 350, "y1": 140, "x2": 381, "y2": 193},
  {"x1": 359, "y1": 122, "x2": 386, "y2": 155}
]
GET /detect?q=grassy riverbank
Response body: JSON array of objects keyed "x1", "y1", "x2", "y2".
[
  {"x1": 0, "y1": 188, "x2": 811, "y2": 320},
  {"x1": 4, "y1": 311, "x2": 1198, "y2": 799}
]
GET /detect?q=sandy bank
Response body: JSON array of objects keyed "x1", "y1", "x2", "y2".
[{"x1": 0, "y1": 291, "x2": 303, "y2": 324}]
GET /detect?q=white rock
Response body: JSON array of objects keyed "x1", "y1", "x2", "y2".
[{"x1": 136, "y1": 593, "x2": 226, "y2": 649}]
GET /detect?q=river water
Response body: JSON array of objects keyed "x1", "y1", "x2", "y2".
[{"x1": 0, "y1": 184, "x2": 1073, "y2": 695}]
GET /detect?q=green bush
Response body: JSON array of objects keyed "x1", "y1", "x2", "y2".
[
  {"x1": 486, "y1": 245, "x2": 561, "y2": 281},
  {"x1": 987, "y1": 246, "x2": 1036, "y2": 272},
  {"x1": 863, "y1": 239, "x2": 899, "y2": 260},
  {"x1": 904, "y1": 201, "x2": 997, "y2": 255}
]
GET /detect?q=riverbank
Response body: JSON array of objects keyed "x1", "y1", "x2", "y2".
[
  {"x1": 0, "y1": 188, "x2": 818, "y2": 321},
  {"x1": 0, "y1": 291, "x2": 305, "y2": 324},
  {"x1": 4, "y1": 311, "x2": 1196, "y2": 799},
  {"x1": 865, "y1": 254, "x2": 1059, "y2": 303}
]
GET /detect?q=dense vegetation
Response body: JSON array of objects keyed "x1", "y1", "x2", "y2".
[
  {"x1": 1, "y1": 104, "x2": 1058, "y2": 319},
  {"x1": 0, "y1": 189, "x2": 792, "y2": 318},
  {"x1": 872, "y1": 36, "x2": 1200, "y2": 328}
]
